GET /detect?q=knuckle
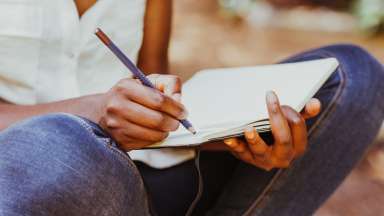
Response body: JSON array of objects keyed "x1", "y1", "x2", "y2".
[
  {"x1": 114, "y1": 79, "x2": 131, "y2": 90},
  {"x1": 172, "y1": 105, "x2": 185, "y2": 119},
  {"x1": 280, "y1": 150, "x2": 294, "y2": 160},
  {"x1": 105, "y1": 119, "x2": 118, "y2": 128},
  {"x1": 113, "y1": 85, "x2": 126, "y2": 94},
  {"x1": 167, "y1": 119, "x2": 180, "y2": 131},
  {"x1": 113, "y1": 79, "x2": 136, "y2": 95},
  {"x1": 157, "y1": 132, "x2": 169, "y2": 141},
  {"x1": 146, "y1": 131, "x2": 169, "y2": 142},
  {"x1": 151, "y1": 113, "x2": 166, "y2": 128},
  {"x1": 291, "y1": 116, "x2": 303, "y2": 125},
  {"x1": 152, "y1": 92, "x2": 166, "y2": 109},
  {"x1": 292, "y1": 112, "x2": 305, "y2": 124},
  {"x1": 152, "y1": 114, "x2": 178, "y2": 131},
  {"x1": 279, "y1": 137, "x2": 291, "y2": 147},
  {"x1": 104, "y1": 118, "x2": 119, "y2": 129},
  {"x1": 105, "y1": 100, "x2": 121, "y2": 114}
]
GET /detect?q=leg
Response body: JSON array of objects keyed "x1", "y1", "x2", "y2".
[
  {"x1": 135, "y1": 160, "x2": 199, "y2": 216},
  {"x1": 205, "y1": 44, "x2": 384, "y2": 215},
  {"x1": 0, "y1": 113, "x2": 151, "y2": 216}
]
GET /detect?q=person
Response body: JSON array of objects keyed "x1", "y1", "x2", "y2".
[{"x1": 0, "y1": 0, "x2": 383, "y2": 215}]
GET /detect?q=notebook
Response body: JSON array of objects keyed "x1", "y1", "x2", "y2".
[{"x1": 148, "y1": 58, "x2": 339, "y2": 148}]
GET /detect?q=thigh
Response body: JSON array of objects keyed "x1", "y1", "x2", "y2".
[
  {"x1": 208, "y1": 44, "x2": 384, "y2": 216},
  {"x1": 136, "y1": 159, "x2": 199, "y2": 216},
  {"x1": 137, "y1": 151, "x2": 239, "y2": 216},
  {"x1": 0, "y1": 113, "x2": 150, "y2": 216}
]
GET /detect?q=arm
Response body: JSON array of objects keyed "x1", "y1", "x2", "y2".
[
  {"x1": 136, "y1": 0, "x2": 324, "y2": 171},
  {"x1": 134, "y1": 0, "x2": 322, "y2": 168},
  {"x1": 137, "y1": 0, "x2": 172, "y2": 74},
  {"x1": 0, "y1": 95, "x2": 103, "y2": 131},
  {"x1": 0, "y1": 75, "x2": 187, "y2": 151}
]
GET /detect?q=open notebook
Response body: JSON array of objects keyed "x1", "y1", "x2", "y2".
[{"x1": 148, "y1": 58, "x2": 339, "y2": 148}]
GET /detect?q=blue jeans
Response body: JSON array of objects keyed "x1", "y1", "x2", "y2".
[{"x1": 0, "y1": 44, "x2": 383, "y2": 216}]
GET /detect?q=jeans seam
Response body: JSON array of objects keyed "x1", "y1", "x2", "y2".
[
  {"x1": 61, "y1": 114, "x2": 142, "y2": 176},
  {"x1": 242, "y1": 53, "x2": 347, "y2": 216},
  {"x1": 62, "y1": 114, "x2": 152, "y2": 215}
]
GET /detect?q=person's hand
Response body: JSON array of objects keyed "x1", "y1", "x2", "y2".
[
  {"x1": 224, "y1": 91, "x2": 321, "y2": 171},
  {"x1": 98, "y1": 74, "x2": 186, "y2": 151}
]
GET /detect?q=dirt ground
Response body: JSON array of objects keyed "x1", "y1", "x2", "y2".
[{"x1": 170, "y1": 1, "x2": 384, "y2": 215}]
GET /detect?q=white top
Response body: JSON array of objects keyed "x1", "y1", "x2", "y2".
[{"x1": 0, "y1": 0, "x2": 195, "y2": 169}]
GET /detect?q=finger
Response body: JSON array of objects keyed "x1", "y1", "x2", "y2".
[
  {"x1": 158, "y1": 83, "x2": 165, "y2": 93},
  {"x1": 266, "y1": 91, "x2": 294, "y2": 161},
  {"x1": 301, "y1": 98, "x2": 321, "y2": 119},
  {"x1": 102, "y1": 116, "x2": 169, "y2": 142},
  {"x1": 244, "y1": 127, "x2": 269, "y2": 157},
  {"x1": 148, "y1": 74, "x2": 182, "y2": 96},
  {"x1": 115, "y1": 136, "x2": 154, "y2": 151},
  {"x1": 147, "y1": 74, "x2": 164, "y2": 92},
  {"x1": 115, "y1": 79, "x2": 188, "y2": 120},
  {"x1": 105, "y1": 96, "x2": 179, "y2": 132},
  {"x1": 224, "y1": 138, "x2": 254, "y2": 162},
  {"x1": 282, "y1": 106, "x2": 308, "y2": 157},
  {"x1": 250, "y1": 153, "x2": 275, "y2": 171},
  {"x1": 225, "y1": 137, "x2": 276, "y2": 170},
  {"x1": 171, "y1": 93, "x2": 182, "y2": 103},
  {"x1": 224, "y1": 138, "x2": 246, "y2": 153}
]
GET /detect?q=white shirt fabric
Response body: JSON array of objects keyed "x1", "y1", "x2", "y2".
[{"x1": 0, "y1": 0, "x2": 195, "y2": 169}]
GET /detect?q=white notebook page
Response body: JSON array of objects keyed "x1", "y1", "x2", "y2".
[{"x1": 150, "y1": 58, "x2": 339, "y2": 147}]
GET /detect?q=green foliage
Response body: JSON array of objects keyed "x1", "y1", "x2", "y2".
[
  {"x1": 218, "y1": 0, "x2": 384, "y2": 33},
  {"x1": 353, "y1": 0, "x2": 384, "y2": 33}
]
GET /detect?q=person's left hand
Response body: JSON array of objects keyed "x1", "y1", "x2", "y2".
[{"x1": 224, "y1": 91, "x2": 321, "y2": 171}]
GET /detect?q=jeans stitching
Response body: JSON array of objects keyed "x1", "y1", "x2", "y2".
[
  {"x1": 61, "y1": 114, "x2": 139, "y2": 172},
  {"x1": 242, "y1": 52, "x2": 347, "y2": 215},
  {"x1": 61, "y1": 114, "x2": 151, "y2": 215}
]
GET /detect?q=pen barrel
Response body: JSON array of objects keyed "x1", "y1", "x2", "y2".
[
  {"x1": 95, "y1": 28, "x2": 196, "y2": 134},
  {"x1": 180, "y1": 119, "x2": 193, "y2": 128},
  {"x1": 108, "y1": 43, "x2": 155, "y2": 88}
]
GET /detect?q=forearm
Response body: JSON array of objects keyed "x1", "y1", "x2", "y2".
[
  {"x1": 137, "y1": 0, "x2": 172, "y2": 75},
  {"x1": 0, "y1": 94, "x2": 104, "y2": 131}
]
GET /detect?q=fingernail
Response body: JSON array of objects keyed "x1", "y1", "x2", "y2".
[
  {"x1": 266, "y1": 91, "x2": 279, "y2": 113},
  {"x1": 224, "y1": 139, "x2": 234, "y2": 146},
  {"x1": 157, "y1": 83, "x2": 165, "y2": 92},
  {"x1": 245, "y1": 127, "x2": 254, "y2": 139}
]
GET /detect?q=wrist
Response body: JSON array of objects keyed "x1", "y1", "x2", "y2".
[{"x1": 77, "y1": 93, "x2": 107, "y2": 124}]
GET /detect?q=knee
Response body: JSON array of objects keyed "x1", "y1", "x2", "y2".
[
  {"x1": 317, "y1": 44, "x2": 384, "y2": 85},
  {"x1": 315, "y1": 44, "x2": 373, "y2": 67},
  {"x1": 10, "y1": 113, "x2": 86, "y2": 132},
  {"x1": 0, "y1": 113, "x2": 98, "y2": 154},
  {"x1": 322, "y1": 43, "x2": 370, "y2": 56},
  {"x1": 0, "y1": 113, "x2": 146, "y2": 214},
  {"x1": 3, "y1": 113, "x2": 89, "y2": 139}
]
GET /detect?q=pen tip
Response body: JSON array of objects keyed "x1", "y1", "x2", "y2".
[{"x1": 188, "y1": 127, "x2": 197, "y2": 135}]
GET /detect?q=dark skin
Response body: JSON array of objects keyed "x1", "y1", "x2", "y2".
[{"x1": 0, "y1": 0, "x2": 321, "y2": 171}]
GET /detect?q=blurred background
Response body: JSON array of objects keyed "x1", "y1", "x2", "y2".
[{"x1": 169, "y1": 0, "x2": 384, "y2": 215}]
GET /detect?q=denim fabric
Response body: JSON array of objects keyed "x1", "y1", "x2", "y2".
[
  {"x1": 0, "y1": 44, "x2": 383, "y2": 216},
  {"x1": 0, "y1": 114, "x2": 151, "y2": 216},
  {"x1": 203, "y1": 44, "x2": 384, "y2": 216}
]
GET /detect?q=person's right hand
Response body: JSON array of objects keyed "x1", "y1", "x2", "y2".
[{"x1": 98, "y1": 75, "x2": 187, "y2": 151}]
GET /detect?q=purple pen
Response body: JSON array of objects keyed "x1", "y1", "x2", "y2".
[{"x1": 95, "y1": 28, "x2": 196, "y2": 135}]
